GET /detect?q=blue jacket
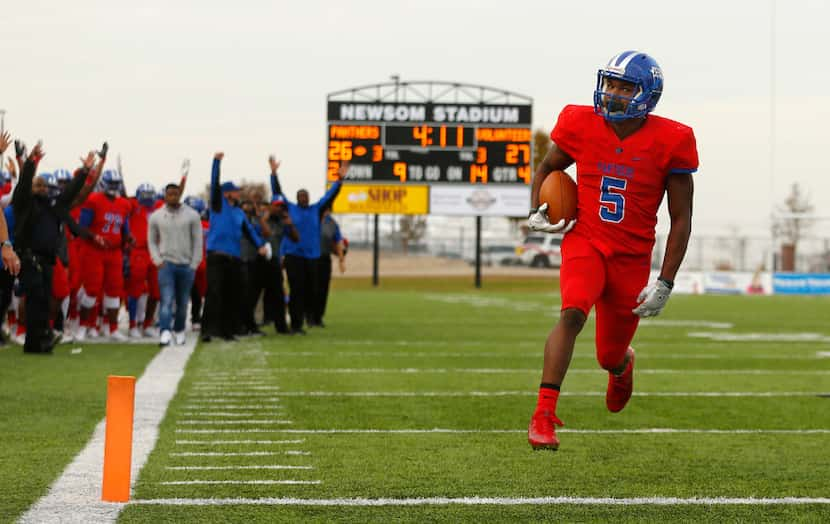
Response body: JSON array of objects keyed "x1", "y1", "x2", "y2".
[
  {"x1": 271, "y1": 173, "x2": 341, "y2": 259},
  {"x1": 207, "y1": 158, "x2": 265, "y2": 258}
]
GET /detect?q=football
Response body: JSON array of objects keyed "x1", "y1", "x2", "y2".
[{"x1": 539, "y1": 170, "x2": 577, "y2": 224}]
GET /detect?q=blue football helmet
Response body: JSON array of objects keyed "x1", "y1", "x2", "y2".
[
  {"x1": 594, "y1": 50, "x2": 663, "y2": 121},
  {"x1": 101, "y1": 169, "x2": 123, "y2": 196},
  {"x1": 135, "y1": 183, "x2": 157, "y2": 207},
  {"x1": 40, "y1": 172, "x2": 61, "y2": 198},
  {"x1": 184, "y1": 196, "x2": 206, "y2": 215},
  {"x1": 54, "y1": 168, "x2": 72, "y2": 188}
]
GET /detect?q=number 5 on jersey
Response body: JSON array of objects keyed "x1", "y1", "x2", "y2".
[{"x1": 599, "y1": 176, "x2": 626, "y2": 223}]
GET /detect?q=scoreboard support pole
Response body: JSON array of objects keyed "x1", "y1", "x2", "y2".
[
  {"x1": 372, "y1": 214, "x2": 380, "y2": 286},
  {"x1": 474, "y1": 216, "x2": 482, "y2": 289}
]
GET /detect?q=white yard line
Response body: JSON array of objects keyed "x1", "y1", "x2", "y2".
[
  {"x1": 186, "y1": 392, "x2": 284, "y2": 397},
  {"x1": 171, "y1": 428, "x2": 830, "y2": 435},
  {"x1": 165, "y1": 465, "x2": 313, "y2": 470},
  {"x1": 261, "y1": 391, "x2": 827, "y2": 398},
  {"x1": 18, "y1": 338, "x2": 198, "y2": 524},
  {"x1": 170, "y1": 451, "x2": 310, "y2": 456},
  {"x1": 264, "y1": 351, "x2": 820, "y2": 360},
  {"x1": 191, "y1": 386, "x2": 283, "y2": 391},
  {"x1": 182, "y1": 398, "x2": 282, "y2": 404},
  {"x1": 177, "y1": 419, "x2": 293, "y2": 425},
  {"x1": 157, "y1": 480, "x2": 320, "y2": 486},
  {"x1": 264, "y1": 368, "x2": 830, "y2": 375},
  {"x1": 179, "y1": 412, "x2": 259, "y2": 417},
  {"x1": 182, "y1": 405, "x2": 282, "y2": 410},
  {"x1": 174, "y1": 439, "x2": 305, "y2": 445},
  {"x1": 129, "y1": 496, "x2": 830, "y2": 506}
]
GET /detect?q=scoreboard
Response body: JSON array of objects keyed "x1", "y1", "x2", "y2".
[{"x1": 326, "y1": 101, "x2": 532, "y2": 186}]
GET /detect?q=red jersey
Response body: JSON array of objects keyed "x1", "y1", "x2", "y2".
[
  {"x1": 550, "y1": 105, "x2": 698, "y2": 256},
  {"x1": 82, "y1": 192, "x2": 132, "y2": 247},
  {"x1": 128, "y1": 198, "x2": 162, "y2": 249}
]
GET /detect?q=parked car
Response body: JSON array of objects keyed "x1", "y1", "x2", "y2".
[
  {"x1": 517, "y1": 234, "x2": 563, "y2": 268},
  {"x1": 466, "y1": 244, "x2": 521, "y2": 266}
]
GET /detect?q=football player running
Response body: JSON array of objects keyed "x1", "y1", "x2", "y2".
[{"x1": 527, "y1": 51, "x2": 698, "y2": 450}]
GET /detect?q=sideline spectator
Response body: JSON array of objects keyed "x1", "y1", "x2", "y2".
[
  {"x1": 148, "y1": 183, "x2": 203, "y2": 346},
  {"x1": 11, "y1": 138, "x2": 94, "y2": 353},
  {"x1": 312, "y1": 207, "x2": 346, "y2": 327},
  {"x1": 202, "y1": 152, "x2": 269, "y2": 342},
  {"x1": 269, "y1": 156, "x2": 343, "y2": 334},
  {"x1": 257, "y1": 196, "x2": 297, "y2": 334},
  {"x1": 239, "y1": 199, "x2": 267, "y2": 336}
]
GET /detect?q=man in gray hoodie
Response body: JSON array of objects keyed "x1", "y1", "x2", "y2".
[{"x1": 148, "y1": 183, "x2": 203, "y2": 346}]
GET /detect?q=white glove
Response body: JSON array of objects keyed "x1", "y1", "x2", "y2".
[
  {"x1": 528, "y1": 204, "x2": 576, "y2": 234},
  {"x1": 259, "y1": 243, "x2": 273, "y2": 261},
  {"x1": 632, "y1": 279, "x2": 672, "y2": 317}
]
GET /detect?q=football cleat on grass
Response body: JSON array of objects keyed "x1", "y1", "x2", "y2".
[
  {"x1": 528, "y1": 409, "x2": 564, "y2": 451},
  {"x1": 128, "y1": 327, "x2": 142, "y2": 338},
  {"x1": 606, "y1": 347, "x2": 635, "y2": 413},
  {"x1": 109, "y1": 330, "x2": 128, "y2": 342}
]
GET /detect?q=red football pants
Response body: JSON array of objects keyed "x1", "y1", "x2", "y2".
[
  {"x1": 126, "y1": 248, "x2": 160, "y2": 300},
  {"x1": 52, "y1": 258, "x2": 70, "y2": 300},
  {"x1": 559, "y1": 232, "x2": 650, "y2": 371},
  {"x1": 79, "y1": 243, "x2": 125, "y2": 301}
]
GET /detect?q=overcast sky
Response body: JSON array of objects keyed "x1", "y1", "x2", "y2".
[{"x1": 5, "y1": 0, "x2": 827, "y2": 235}]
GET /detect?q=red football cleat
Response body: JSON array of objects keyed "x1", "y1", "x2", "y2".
[
  {"x1": 606, "y1": 347, "x2": 635, "y2": 413},
  {"x1": 528, "y1": 409, "x2": 564, "y2": 451}
]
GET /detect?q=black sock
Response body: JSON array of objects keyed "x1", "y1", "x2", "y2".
[{"x1": 539, "y1": 383, "x2": 560, "y2": 391}]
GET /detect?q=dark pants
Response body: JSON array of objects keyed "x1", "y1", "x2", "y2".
[
  {"x1": 19, "y1": 256, "x2": 55, "y2": 353},
  {"x1": 284, "y1": 255, "x2": 317, "y2": 332},
  {"x1": 314, "y1": 255, "x2": 333, "y2": 324},
  {"x1": 190, "y1": 286, "x2": 203, "y2": 324},
  {"x1": 262, "y1": 259, "x2": 288, "y2": 332},
  {"x1": 238, "y1": 260, "x2": 255, "y2": 334},
  {"x1": 0, "y1": 268, "x2": 14, "y2": 343},
  {"x1": 203, "y1": 252, "x2": 243, "y2": 339}
]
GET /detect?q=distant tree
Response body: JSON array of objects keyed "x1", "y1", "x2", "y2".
[
  {"x1": 397, "y1": 215, "x2": 428, "y2": 254},
  {"x1": 773, "y1": 183, "x2": 814, "y2": 270}
]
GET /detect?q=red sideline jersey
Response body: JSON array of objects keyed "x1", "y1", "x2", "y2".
[
  {"x1": 82, "y1": 192, "x2": 132, "y2": 247},
  {"x1": 550, "y1": 105, "x2": 698, "y2": 257},
  {"x1": 127, "y1": 198, "x2": 163, "y2": 249}
]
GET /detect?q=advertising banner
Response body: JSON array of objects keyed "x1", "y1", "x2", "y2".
[
  {"x1": 331, "y1": 184, "x2": 429, "y2": 215},
  {"x1": 772, "y1": 273, "x2": 830, "y2": 295},
  {"x1": 429, "y1": 185, "x2": 530, "y2": 217}
]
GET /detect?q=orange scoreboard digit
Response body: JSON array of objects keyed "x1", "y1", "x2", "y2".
[{"x1": 326, "y1": 102, "x2": 532, "y2": 186}]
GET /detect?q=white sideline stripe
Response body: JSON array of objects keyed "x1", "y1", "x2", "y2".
[
  {"x1": 264, "y1": 391, "x2": 828, "y2": 398},
  {"x1": 129, "y1": 496, "x2": 830, "y2": 506},
  {"x1": 175, "y1": 439, "x2": 305, "y2": 445},
  {"x1": 158, "y1": 480, "x2": 320, "y2": 486},
  {"x1": 173, "y1": 428, "x2": 830, "y2": 435},
  {"x1": 819, "y1": 351, "x2": 830, "y2": 358},
  {"x1": 265, "y1": 368, "x2": 830, "y2": 375},
  {"x1": 19, "y1": 338, "x2": 198, "y2": 524},
  {"x1": 166, "y1": 465, "x2": 313, "y2": 471},
  {"x1": 177, "y1": 420, "x2": 293, "y2": 425},
  {"x1": 170, "y1": 451, "x2": 310, "y2": 456}
]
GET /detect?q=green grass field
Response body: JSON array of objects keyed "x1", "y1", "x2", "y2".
[
  {"x1": 0, "y1": 342, "x2": 160, "y2": 523},
  {"x1": 4, "y1": 278, "x2": 830, "y2": 522}
]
